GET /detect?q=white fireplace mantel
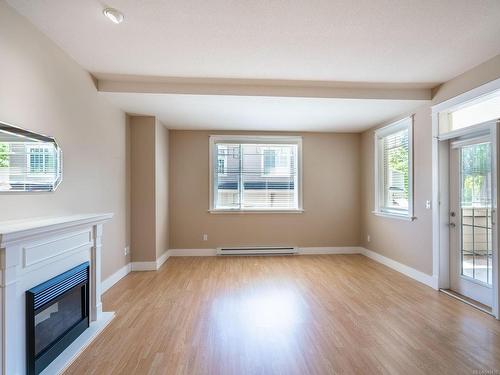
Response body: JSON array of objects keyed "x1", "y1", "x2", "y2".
[{"x1": 0, "y1": 213, "x2": 114, "y2": 375}]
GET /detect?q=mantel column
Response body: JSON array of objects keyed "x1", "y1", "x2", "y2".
[
  {"x1": 0, "y1": 243, "x2": 21, "y2": 375},
  {"x1": 90, "y1": 223, "x2": 103, "y2": 321}
]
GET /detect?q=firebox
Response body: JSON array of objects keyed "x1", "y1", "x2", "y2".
[{"x1": 26, "y1": 262, "x2": 90, "y2": 375}]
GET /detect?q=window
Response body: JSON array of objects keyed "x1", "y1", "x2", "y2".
[
  {"x1": 374, "y1": 117, "x2": 414, "y2": 219},
  {"x1": 28, "y1": 146, "x2": 56, "y2": 175},
  {"x1": 209, "y1": 136, "x2": 302, "y2": 212},
  {"x1": 0, "y1": 121, "x2": 62, "y2": 192},
  {"x1": 439, "y1": 90, "x2": 500, "y2": 134}
]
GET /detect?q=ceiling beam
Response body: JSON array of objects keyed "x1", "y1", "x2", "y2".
[{"x1": 96, "y1": 75, "x2": 433, "y2": 101}]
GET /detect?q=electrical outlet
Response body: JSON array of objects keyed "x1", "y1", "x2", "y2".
[
  {"x1": 367, "y1": 235, "x2": 371, "y2": 243},
  {"x1": 202, "y1": 234, "x2": 208, "y2": 241},
  {"x1": 124, "y1": 246, "x2": 129, "y2": 256}
]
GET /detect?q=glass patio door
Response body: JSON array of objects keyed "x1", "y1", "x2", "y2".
[{"x1": 449, "y1": 138, "x2": 494, "y2": 307}]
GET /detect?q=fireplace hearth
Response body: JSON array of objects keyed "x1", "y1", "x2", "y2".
[{"x1": 26, "y1": 262, "x2": 90, "y2": 375}]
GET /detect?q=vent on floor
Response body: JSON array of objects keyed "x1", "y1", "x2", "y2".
[{"x1": 216, "y1": 246, "x2": 298, "y2": 256}]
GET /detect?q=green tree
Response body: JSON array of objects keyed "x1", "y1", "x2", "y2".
[
  {"x1": 0, "y1": 143, "x2": 9, "y2": 168},
  {"x1": 388, "y1": 146, "x2": 409, "y2": 198}
]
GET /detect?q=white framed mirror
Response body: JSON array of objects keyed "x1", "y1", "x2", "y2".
[{"x1": 0, "y1": 121, "x2": 62, "y2": 192}]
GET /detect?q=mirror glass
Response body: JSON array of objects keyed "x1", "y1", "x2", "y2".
[{"x1": 0, "y1": 122, "x2": 62, "y2": 192}]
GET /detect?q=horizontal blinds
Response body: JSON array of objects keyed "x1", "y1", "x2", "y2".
[
  {"x1": 215, "y1": 142, "x2": 298, "y2": 210},
  {"x1": 382, "y1": 127, "x2": 409, "y2": 210},
  {"x1": 0, "y1": 139, "x2": 61, "y2": 192}
]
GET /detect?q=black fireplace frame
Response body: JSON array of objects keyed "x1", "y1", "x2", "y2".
[{"x1": 26, "y1": 262, "x2": 90, "y2": 375}]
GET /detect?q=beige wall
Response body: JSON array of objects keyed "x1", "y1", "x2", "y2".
[
  {"x1": 129, "y1": 116, "x2": 170, "y2": 261},
  {"x1": 360, "y1": 54, "x2": 500, "y2": 276},
  {"x1": 169, "y1": 130, "x2": 361, "y2": 249},
  {"x1": 155, "y1": 121, "x2": 169, "y2": 258},
  {"x1": 360, "y1": 105, "x2": 433, "y2": 274},
  {"x1": 432, "y1": 54, "x2": 500, "y2": 105},
  {"x1": 130, "y1": 116, "x2": 157, "y2": 262},
  {"x1": 0, "y1": 2, "x2": 129, "y2": 279}
]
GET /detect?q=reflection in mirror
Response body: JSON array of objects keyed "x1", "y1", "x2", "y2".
[{"x1": 0, "y1": 122, "x2": 62, "y2": 192}]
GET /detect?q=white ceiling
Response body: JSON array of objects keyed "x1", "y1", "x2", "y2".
[
  {"x1": 102, "y1": 93, "x2": 423, "y2": 132},
  {"x1": 7, "y1": 0, "x2": 500, "y2": 132},
  {"x1": 7, "y1": 0, "x2": 500, "y2": 82}
]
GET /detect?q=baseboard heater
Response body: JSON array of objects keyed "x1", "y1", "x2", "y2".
[{"x1": 216, "y1": 246, "x2": 298, "y2": 256}]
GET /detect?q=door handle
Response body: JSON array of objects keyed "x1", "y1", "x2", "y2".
[{"x1": 449, "y1": 222, "x2": 456, "y2": 228}]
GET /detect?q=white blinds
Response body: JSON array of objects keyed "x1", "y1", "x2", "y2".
[
  {"x1": 382, "y1": 127, "x2": 409, "y2": 211},
  {"x1": 0, "y1": 127, "x2": 62, "y2": 192},
  {"x1": 213, "y1": 139, "x2": 300, "y2": 210}
]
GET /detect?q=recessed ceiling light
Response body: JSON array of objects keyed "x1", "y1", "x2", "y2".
[{"x1": 103, "y1": 8, "x2": 124, "y2": 24}]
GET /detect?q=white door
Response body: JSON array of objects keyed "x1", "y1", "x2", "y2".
[{"x1": 449, "y1": 137, "x2": 494, "y2": 306}]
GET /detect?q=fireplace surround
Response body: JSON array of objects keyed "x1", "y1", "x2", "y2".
[{"x1": 0, "y1": 214, "x2": 114, "y2": 375}]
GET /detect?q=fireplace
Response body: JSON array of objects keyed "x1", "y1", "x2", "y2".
[{"x1": 26, "y1": 262, "x2": 90, "y2": 375}]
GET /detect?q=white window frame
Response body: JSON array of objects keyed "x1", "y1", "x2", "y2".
[
  {"x1": 217, "y1": 145, "x2": 228, "y2": 177},
  {"x1": 26, "y1": 144, "x2": 53, "y2": 176},
  {"x1": 373, "y1": 116, "x2": 415, "y2": 221},
  {"x1": 209, "y1": 135, "x2": 303, "y2": 213}
]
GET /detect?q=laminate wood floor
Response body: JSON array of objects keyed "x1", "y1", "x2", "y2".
[{"x1": 64, "y1": 255, "x2": 500, "y2": 375}]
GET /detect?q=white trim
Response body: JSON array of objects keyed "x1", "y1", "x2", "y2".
[
  {"x1": 101, "y1": 263, "x2": 131, "y2": 294},
  {"x1": 0, "y1": 213, "x2": 114, "y2": 247},
  {"x1": 432, "y1": 77, "x2": 500, "y2": 113},
  {"x1": 156, "y1": 250, "x2": 170, "y2": 268},
  {"x1": 432, "y1": 79, "x2": 500, "y2": 318},
  {"x1": 361, "y1": 248, "x2": 438, "y2": 289},
  {"x1": 373, "y1": 116, "x2": 414, "y2": 220},
  {"x1": 101, "y1": 254, "x2": 168, "y2": 291},
  {"x1": 209, "y1": 135, "x2": 303, "y2": 212},
  {"x1": 437, "y1": 121, "x2": 493, "y2": 141},
  {"x1": 208, "y1": 209, "x2": 304, "y2": 214},
  {"x1": 372, "y1": 210, "x2": 416, "y2": 221},
  {"x1": 209, "y1": 135, "x2": 304, "y2": 143}
]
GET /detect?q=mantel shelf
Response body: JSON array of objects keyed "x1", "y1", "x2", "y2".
[{"x1": 0, "y1": 213, "x2": 113, "y2": 247}]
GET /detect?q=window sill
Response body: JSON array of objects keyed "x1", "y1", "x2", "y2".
[
  {"x1": 372, "y1": 210, "x2": 416, "y2": 221},
  {"x1": 209, "y1": 209, "x2": 304, "y2": 214}
]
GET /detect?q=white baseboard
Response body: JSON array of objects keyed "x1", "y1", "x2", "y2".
[
  {"x1": 299, "y1": 247, "x2": 362, "y2": 255},
  {"x1": 168, "y1": 248, "x2": 217, "y2": 256},
  {"x1": 130, "y1": 250, "x2": 170, "y2": 272},
  {"x1": 360, "y1": 247, "x2": 437, "y2": 289},
  {"x1": 156, "y1": 250, "x2": 170, "y2": 268},
  {"x1": 102, "y1": 246, "x2": 437, "y2": 296},
  {"x1": 101, "y1": 263, "x2": 131, "y2": 294}
]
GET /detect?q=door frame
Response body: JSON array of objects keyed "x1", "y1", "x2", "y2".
[
  {"x1": 449, "y1": 134, "x2": 495, "y2": 306},
  {"x1": 432, "y1": 77, "x2": 500, "y2": 319}
]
